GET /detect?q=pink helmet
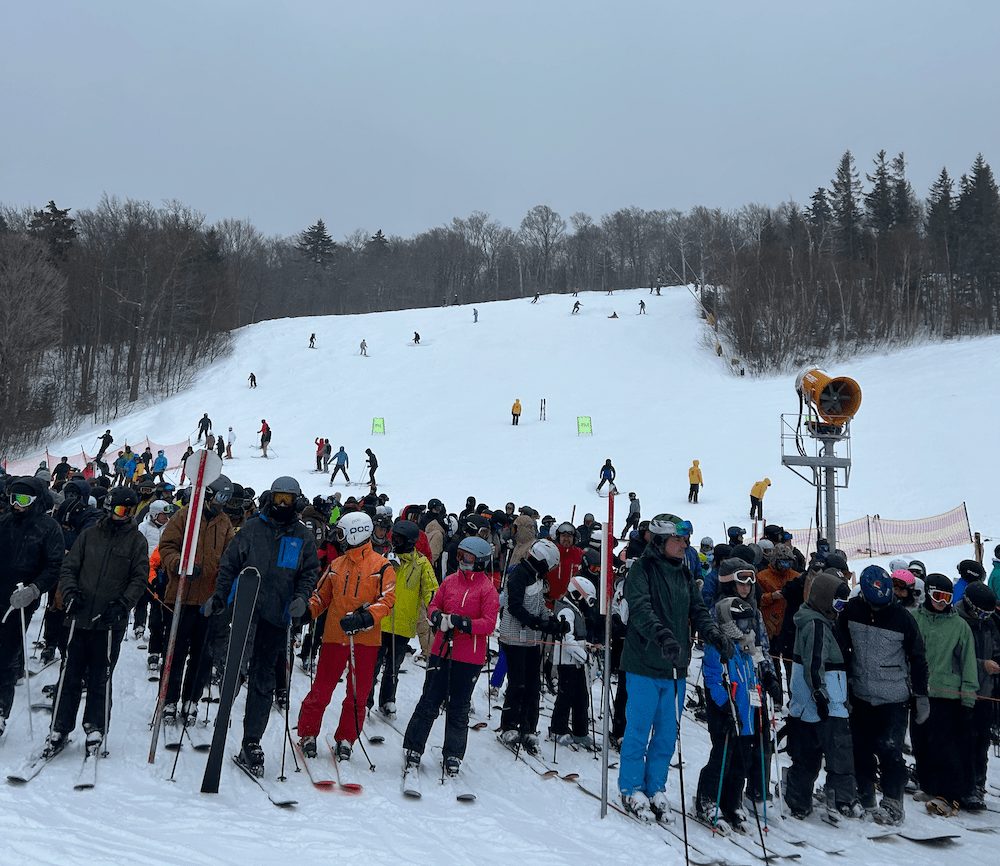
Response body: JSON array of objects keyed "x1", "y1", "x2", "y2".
[{"x1": 891, "y1": 568, "x2": 915, "y2": 586}]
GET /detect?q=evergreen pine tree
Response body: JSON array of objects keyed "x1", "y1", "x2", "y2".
[
  {"x1": 890, "y1": 152, "x2": 918, "y2": 228},
  {"x1": 955, "y1": 154, "x2": 1000, "y2": 294},
  {"x1": 366, "y1": 229, "x2": 390, "y2": 256},
  {"x1": 925, "y1": 166, "x2": 956, "y2": 266},
  {"x1": 28, "y1": 200, "x2": 76, "y2": 260},
  {"x1": 864, "y1": 150, "x2": 894, "y2": 237},
  {"x1": 295, "y1": 218, "x2": 337, "y2": 267},
  {"x1": 830, "y1": 151, "x2": 864, "y2": 259}
]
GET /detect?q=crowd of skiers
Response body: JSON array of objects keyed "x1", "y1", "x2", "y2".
[{"x1": 1, "y1": 458, "x2": 999, "y2": 830}]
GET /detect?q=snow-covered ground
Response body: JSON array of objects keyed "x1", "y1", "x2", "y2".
[{"x1": 3, "y1": 286, "x2": 998, "y2": 864}]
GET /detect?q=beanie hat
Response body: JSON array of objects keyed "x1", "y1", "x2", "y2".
[
  {"x1": 718, "y1": 558, "x2": 755, "y2": 582},
  {"x1": 824, "y1": 553, "x2": 849, "y2": 574},
  {"x1": 730, "y1": 544, "x2": 758, "y2": 567},
  {"x1": 964, "y1": 581, "x2": 997, "y2": 614},
  {"x1": 957, "y1": 559, "x2": 986, "y2": 583}
]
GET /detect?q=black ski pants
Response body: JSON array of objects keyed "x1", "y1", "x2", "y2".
[
  {"x1": 696, "y1": 698, "x2": 755, "y2": 817},
  {"x1": 784, "y1": 715, "x2": 857, "y2": 814},
  {"x1": 611, "y1": 637, "x2": 628, "y2": 739},
  {"x1": 550, "y1": 664, "x2": 590, "y2": 737},
  {"x1": 688, "y1": 483, "x2": 699, "y2": 504},
  {"x1": 330, "y1": 465, "x2": 350, "y2": 484},
  {"x1": 403, "y1": 655, "x2": 480, "y2": 761},
  {"x1": 163, "y1": 605, "x2": 214, "y2": 705},
  {"x1": 500, "y1": 642, "x2": 542, "y2": 735},
  {"x1": 750, "y1": 496, "x2": 763, "y2": 521},
  {"x1": 54, "y1": 625, "x2": 125, "y2": 735},
  {"x1": 242, "y1": 618, "x2": 288, "y2": 744},
  {"x1": 0, "y1": 605, "x2": 36, "y2": 718},
  {"x1": 967, "y1": 698, "x2": 992, "y2": 793},
  {"x1": 851, "y1": 698, "x2": 908, "y2": 806},
  {"x1": 912, "y1": 697, "x2": 972, "y2": 802},
  {"x1": 369, "y1": 631, "x2": 410, "y2": 709},
  {"x1": 43, "y1": 605, "x2": 69, "y2": 655}
]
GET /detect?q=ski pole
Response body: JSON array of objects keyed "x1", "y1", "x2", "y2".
[
  {"x1": 49, "y1": 618, "x2": 76, "y2": 738},
  {"x1": 279, "y1": 622, "x2": 299, "y2": 781},
  {"x1": 587, "y1": 654, "x2": 598, "y2": 760},
  {"x1": 348, "y1": 633, "x2": 375, "y2": 772},
  {"x1": 767, "y1": 694, "x2": 785, "y2": 816},
  {"x1": 440, "y1": 633, "x2": 454, "y2": 785},
  {"x1": 751, "y1": 687, "x2": 770, "y2": 863},
  {"x1": 101, "y1": 627, "x2": 112, "y2": 758},
  {"x1": 16, "y1": 587, "x2": 33, "y2": 739},
  {"x1": 713, "y1": 728, "x2": 732, "y2": 829},
  {"x1": 674, "y1": 682, "x2": 691, "y2": 866},
  {"x1": 553, "y1": 635, "x2": 562, "y2": 765}
]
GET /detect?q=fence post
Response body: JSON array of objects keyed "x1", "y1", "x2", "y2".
[{"x1": 974, "y1": 531, "x2": 983, "y2": 565}]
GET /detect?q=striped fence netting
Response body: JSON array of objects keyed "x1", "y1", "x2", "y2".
[
  {"x1": 789, "y1": 503, "x2": 973, "y2": 557},
  {"x1": 1, "y1": 437, "x2": 192, "y2": 477}
]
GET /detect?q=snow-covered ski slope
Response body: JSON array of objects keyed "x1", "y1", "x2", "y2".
[
  {"x1": 4, "y1": 286, "x2": 999, "y2": 865},
  {"x1": 44, "y1": 284, "x2": 999, "y2": 568}
]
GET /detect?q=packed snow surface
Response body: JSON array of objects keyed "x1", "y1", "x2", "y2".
[{"x1": 3, "y1": 287, "x2": 998, "y2": 864}]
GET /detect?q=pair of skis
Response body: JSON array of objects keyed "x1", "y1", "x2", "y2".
[{"x1": 7, "y1": 738, "x2": 100, "y2": 791}]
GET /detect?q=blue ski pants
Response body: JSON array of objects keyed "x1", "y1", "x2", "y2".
[{"x1": 618, "y1": 673, "x2": 686, "y2": 797}]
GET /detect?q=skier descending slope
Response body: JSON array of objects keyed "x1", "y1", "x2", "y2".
[
  {"x1": 296, "y1": 512, "x2": 395, "y2": 764},
  {"x1": 401, "y1": 536, "x2": 499, "y2": 789},
  {"x1": 618, "y1": 514, "x2": 733, "y2": 824},
  {"x1": 202, "y1": 477, "x2": 318, "y2": 776}
]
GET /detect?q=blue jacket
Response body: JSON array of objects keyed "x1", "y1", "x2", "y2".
[
  {"x1": 334, "y1": 449, "x2": 348, "y2": 467},
  {"x1": 152, "y1": 454, "x2": 168, "y2": 472},
  {"x1": 124, "y1": 458, "x2": 137, "y2": 478},
  {"x1": 703, "y1": 644, "x2": 759, "y2": 736},
  {"x1": 702, "y1": 568, "x2": 720, "y2": 609}
]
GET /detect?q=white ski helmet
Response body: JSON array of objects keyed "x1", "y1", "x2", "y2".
[
  {"x1": 552, "y1": 521, "x2": 577, "y2": 541},
  {"x1": 888, "y1": 557, "x2": 910, "y2": 574},
  {"x1": 912, "y1": 577, "x2": 925, "y2": 605},
  {"x1": 335, "y1": 511, "x2": 373, "y2": 547},
  {"x1": 568, "y1": 575, "x2": 597, "y2": 607},
  {"x1": 528, "y1": 539, "x2": 560, "y2": 573}
]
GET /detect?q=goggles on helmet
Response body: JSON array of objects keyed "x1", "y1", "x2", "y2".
[
  {"x1": 928, "y1": 589, "x2": 953, "y2": 605},
  {"x1": 11, "y1": 492, "x2": 36, "y2": 508},
  {"x1": 966, "y1": 600, "x2": 995, "y2": 621}
]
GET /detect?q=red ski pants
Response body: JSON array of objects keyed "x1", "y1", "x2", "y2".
[{"x1": 297, "y1": 641, "x2": 378, "y2": 742}]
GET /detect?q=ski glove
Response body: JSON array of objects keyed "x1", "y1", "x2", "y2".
[
  {"x1": 9, "y1": 583, "x2": 40, "y2": 609},
  {"x1": 340, "y1": 609, "x2": 374, "y2": 635},
  {"x1": 451, "y1": 615, "x2": 472, "y2": 634},
  {"x1": 541, "y1": 617, "x2": 572, "y2": 637},
  {"x1": 288, "y1": 596, "x2": 308, "y2": 620},
  {"x1": 201, "y1": 595, "x2": 226, "y2": 617},
  {"x1": 654, "y1": 626, "x2": 681, "y2": 663},
  {"x1": 703, "y1": 627, "x2": 734, "y2": 663},
  {"x1": 761, "y1": 669, "x2": 783, "y2": 706},
  {"x1": 430, "y1": 610, "x2": 451, "y2": 631},
  {"x1": 913, "y1": 695, "x2": 930, "y2": 725},
  {"x1": 559, "y1": 642, "x2": 588, "y2": 666},
  {"x1": 812, "y1": 690, "x2": 830, "y2": 721},
  {"x1": 98, "y1": 598, "x2": 129, "y2": 628},
  {"x1": 61, "y1": 588, "x2": 84, "y2": 615}
]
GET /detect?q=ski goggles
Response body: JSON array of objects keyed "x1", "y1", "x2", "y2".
[
  {"x1": 457, "y1": 550, "x2": 478, "y2": 568},
  {"x1": 774, "y1": 558, "x2": 794, "y2": 571},
  {"x1": 832, "y1": 597, "x2": 848, "y2": 614},
  {"x1": 966, "y1": 601, "x2": 995, "y2": 621},
  {"x1": 109, "y1": 504, "x2": 135, "y2": 518},
  {"x1": 928, "y1": 589, "x2": 953, "y2": 605},
  {"x1": 10, "y1": 492, "x2": 37, "y2": 508},
  {"x1": 731, "y1": 569, "x2": 756, "y2": 585},
  {"x1": 271, "y1": 491, "x2": 296, "y2": 508}
]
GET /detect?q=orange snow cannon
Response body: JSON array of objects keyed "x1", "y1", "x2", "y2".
[{"x1": 795, "y1": 368, "x2": 862, "y2": 426}]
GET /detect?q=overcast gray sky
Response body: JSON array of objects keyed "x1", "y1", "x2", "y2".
[{"x1": 3, "y1": 1, "x2": 997, "y2": 239}]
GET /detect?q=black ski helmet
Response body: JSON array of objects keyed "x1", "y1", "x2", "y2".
[
  {"x1": 963, "y1": 581, "x2": 998, "y2": 619},
  {"x1": 923, "y1": 572, "x2": 954, "y2": 611},
  {"x1": 206, "y1": 474, "x2": 233, "y2": 506},
  {"x1": 391, "y1": 519, "x2": 419, "y2": 553},
  {"x1": 105, "y1": 485, "x2": 139, "y2": 518}
]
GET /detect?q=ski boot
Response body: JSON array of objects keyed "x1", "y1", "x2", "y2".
[
  {"x1": 725, "y1": 807, "x2": 749, "y2": 834},
  {"x1": 871, "y1": 798, "x2": 904, "y2": 826},
  {"x1": 443, "y1": 756, "x2": 461, "y2": 778},
  {"x1": 83, "y1": 725, "x2": 103, "y2": 756},
  {"x1": 239, "y1": 740, "x2": 265, "y2": 777},
  {"x1": 696, "y1": 796, "x2": 730, "y2": 834},
  {"x1": 42, "y1": 731, "x2": 68, "y2": 759},
  {"x1": 521, "y1": 733, "x2": 540, "y2": 756},
  {"x1": 42, "y1": 683, "x2": 57, "y2": 698},
  {"x1": 547, "y1": 731, "x2": 574, "y2": 747},
  {"x1": 133, "y1": 626, "x2": 145, "y2": 641},
  {"x1": 404, "y1": 749, "x2": 421, "y2": 770},
  {"x1": 182, "y1": 700, "x2": 199, "y2": 726},
  {"x1": 622, "y1": 791, "x2": 655, "y2": 823},
  {"x1": 379, "y1": 702, "x2": 397, "y2": 719},
  {"x1": 649, "y1": 791, "x2": 675, "y2": 826},
  {"x1": 274, "y1": 689, "x2": 288, "y2": 711},
  {"x1": 572, "y1": 734, "x2": 596, "y2": 751},
  {"x1": 299, "y1": 736, "x2": 317, "y2": 759},
  {"x1": 39, "y1": 645, "x2": 56, "y2": 665},
  {"x1": 162, "y1": 703, "x2": 178, "y2": 725},
  {"x1": 960, "y1": 790, "x2": 986, "y2": 812},
  {"x1": 335, "y1": 739, "x2": 352, "y2": 762},
  {"x1": 498, "y1": 729, "x2": 520, "y2": 747},
  {"x1": 146, "y1": 653, "x2": 160, "y2": 673},
  {"x1": 837, "y1": 799, "x2": 866, "y2": 819},
  {"x1": 0, "y1": 714, "x2": 6, "y2": 738}
]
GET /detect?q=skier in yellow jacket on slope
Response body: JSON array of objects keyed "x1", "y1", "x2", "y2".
[
  {"x1": 688, "y1": 460, "x2": 703, "y2": 504},
  {"x1": 750, "y1": 478, "x2": 771, "y2": 520}
]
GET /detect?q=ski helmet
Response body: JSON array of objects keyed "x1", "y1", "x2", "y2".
[
  {"x1": 727, "y1": 526, "x2": 746, "y2": 541},
  {"x1": 527, "y1": 539, "x2": 560, "y2": 575},
  {"x1": 648, "y1": 514, "x2": 686, "y2": 539},
  {"x1": 699, "y1": 536, "x2": 714, "y2": 553},
  {"x1": 445, "y1": 514, "x2": 459, "y2": 537},
  {"x1": 568, "y1": 575, "x2": 597, "y2": 607},
  {"x1": 457, "y1": 536, "x2": 493, "y2": 571},
  {"x1": 963, "y1": 582, "x2": 998, "y2": 620},
  {"x1": 888, "y1": 557, "x2": 910, "y2": 574},
  {"x1": 554, "y1": 521, "x2": 577, "y2": 541},
  {"x1": 859, "y1": 565, "x2": 893, "y2": 607},
  {"x1": 426, "y1": 497, "x2": 445, "y2": 516},
  {"x1": 105, "y1": 485, "x2": 139, "y2": 519},
  {"x1": 957, "y1": 559, "x2": 987, "y2": 583},
  {"x1": 891, "y1": 568, "x2": 915, "y2": 587},
  {"x1": 206, "y1": 474, "x2": 233, "y2": 506},
  {"x1": 391, "y1": 519, "x2": 419, "y2": 554},
  {"x1": 269, "y1": 476, "x2": 301, "y2": 496},
  {"x1": 335, "y1": 511, "x2": 373, "y2": 548},
  {"x1": 581, "y1": 548, "x2": 602, "y2": 579},
  {"x1": 912, "y1": 577, "x2": 925, "y2": 605},
  {"x1": 762, "y1": 524, "x2": 784, "y2": 544},
  {"x1": 923, "y1": 572, "x2": 954, "y2": 610},
  {"x1": 907, "y1": 559, "x2": 926, "y2": 578}
]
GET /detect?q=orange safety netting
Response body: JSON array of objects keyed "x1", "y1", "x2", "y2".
[
  {"x1": 2, "y1": 437, "x2": 192, "y2": 477},
  {"x1": 788, "y1": 504, "x2": 972, "y2": 557}
]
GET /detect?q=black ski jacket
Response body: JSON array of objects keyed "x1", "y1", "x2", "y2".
[{"x1": 0, "y1": 477, "x2": 64, "y2": 609}]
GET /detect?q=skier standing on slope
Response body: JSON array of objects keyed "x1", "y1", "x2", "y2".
[
  {"x1": 497, "y1": 539, "x2": 565, "y2": 754},
  {"x1": 368, "y1": 520, "x2": 436, "y2": 716},
  {"x1": 46, "y1": 487, "x2": 148, "y2": 758},
  {"x1": 202, "y1": 476, "x2": 318, "y2": 775},
  {"x1": 197, "y1": 413, "x2": 212, "y2": 443},
  {"x1": 329, "y1": 446, "x2": 350, "y2": 484},
  {"x1": 749, "y1": 477, "x2": 770, "y2": 520},
  {"x1": 547, "y1": 573, "x2": 597, "y2": 749},
  {"x1": 0, "y1": 476, "x2": 63, "y2": 738},
  {"x1": 596, "y1": 458, "x2": 617, "y2": 494},
  {"x1": 258, "y1": 420, "x2": 271, "y2": 458},
  {"x1": 132, "y1": 499, "x2": 173, "y2": 644},
  {"x1": 296, "y1": 512, "x2": 395, "y2": 762},
  {"x1": 511, "y1": 399, "x2": 522, "y2": 426},
  {"x1": 687, "y1": 460, "x2": 703, "y2": 503},
  {"x1": 618, "y1": 514, "x2": 733, "y2": 824},
  {"x1": 95, "y1": 430, "x2": 114, "y2": 462},
  {"x1": 620, "y1": 492, "x2": 640, "y2": 539},
  {"x1": 364, "y1": 448, "x2": 378, "y2": 485},
  {"x1": 835, "y1": 565, "x2": 929, "y2": 825},
  {"x1": 402, "y1": 536, "x2": 500, "y2": 779}
]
